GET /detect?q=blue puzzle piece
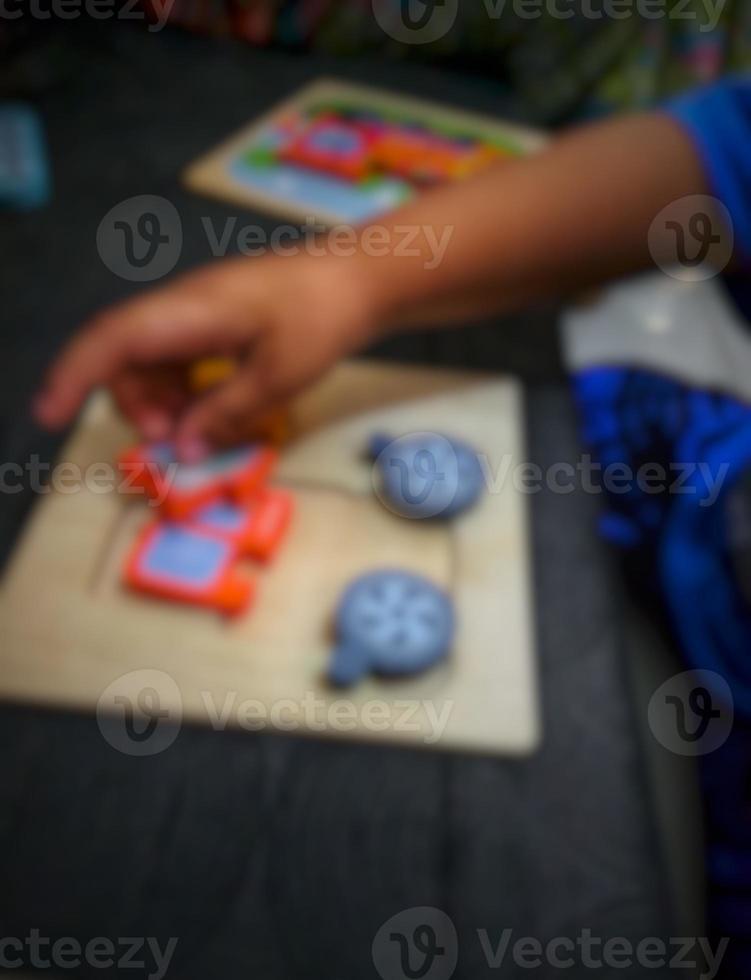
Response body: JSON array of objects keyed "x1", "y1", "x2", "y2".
[
  {"x1": 329, "y1": 569, "x2": 455, "y2": 687},
  {"x1": 191, "y1": 500, "x2": 248, "y2": 533},
  {"x1": 0, "y1": 103, "x2": 51, "y2": 210},
  {"x1": 139, "y1": 525, "x2": 229, "y2": 588},
  {"x1": 369, "y1": 431, "x2": 484, "y2": 520}
]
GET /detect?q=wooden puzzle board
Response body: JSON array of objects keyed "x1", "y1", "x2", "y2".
[
  {"x1": 183, "y1": 78, "x2": 547, "y2": 225},
  {"x1": 0, "y1": 361, "x2": 540, "y2": 754}
]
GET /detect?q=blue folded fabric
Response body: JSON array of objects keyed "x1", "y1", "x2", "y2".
[
  {"x1": 665, "y1": 75, "x2": 751, "y2": 265},
  {"x1": 573, "y1": 364, "x2": 751, "y2": 978}
]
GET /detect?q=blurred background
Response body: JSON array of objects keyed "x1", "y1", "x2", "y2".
[{"x1": 1, "y1": 6, "x2": 749, "y2": 980}]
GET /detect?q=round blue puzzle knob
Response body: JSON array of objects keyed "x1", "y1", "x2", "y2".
[
  {"x1": 329, "y1": 569, "x2": 455, "y2": 687},
  {"x1": 369, "y1": 431, "x2": 484, "y2": 520}
]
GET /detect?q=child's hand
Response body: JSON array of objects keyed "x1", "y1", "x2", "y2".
[
  {"x1": 34, "y1": 255, "x2": 378, "y2": 460},
  {"x1": 35, "y1": 111, "x2": 709, "y2": 461}
]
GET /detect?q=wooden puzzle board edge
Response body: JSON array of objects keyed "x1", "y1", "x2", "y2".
[
  {"x1": 183, "y1": 77, "x2": 548, "y2": 225},
  {"x1": 0, "y1": 361, "x2": 540, "y2": 755}
]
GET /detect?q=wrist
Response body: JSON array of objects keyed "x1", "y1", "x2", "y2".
[{"x1": 303, "y1": 251, "x2": 395, "y2": 350}]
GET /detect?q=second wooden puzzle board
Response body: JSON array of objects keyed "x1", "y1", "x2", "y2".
[
  {"x1": 183, "y1": 78, "x2": 546, "y2": 224},
  {"x1": 0, "y1": 361, "x2": 540, "y2": 754}
]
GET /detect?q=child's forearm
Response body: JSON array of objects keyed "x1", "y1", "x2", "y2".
[{"x1": 354, "y1": 112, "x2": 709, "y2": 331}]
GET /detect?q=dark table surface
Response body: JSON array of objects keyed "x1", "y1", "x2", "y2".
[{"x1": 0, "y1": 23, "x2": 673, "y2": 979}]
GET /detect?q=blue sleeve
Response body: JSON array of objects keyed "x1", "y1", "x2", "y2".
[{"x1": 664, "y1": 76, "x2": 751, "y2": 265}]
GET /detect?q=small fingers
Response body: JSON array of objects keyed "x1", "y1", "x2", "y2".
[
  {"x1": 33, "y1": 276, "x2": 251, "y2": 430},
  {"x1": 173, "y1": 369, "x2": 272, "y2": 461},
  {"x1": 111, "y1": 366, "x2": 190, "y2": 441},
  {"x1": 34, "y1": 312, "x2": 139, "y2": 429}
]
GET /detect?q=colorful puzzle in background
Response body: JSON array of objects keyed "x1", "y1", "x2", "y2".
[
  {"x1": 229, "y1": 100, "x2": 523, "y2": 222},
  {"x1": 266, "y1": 106, "x2": 512, "y2": 187}
]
